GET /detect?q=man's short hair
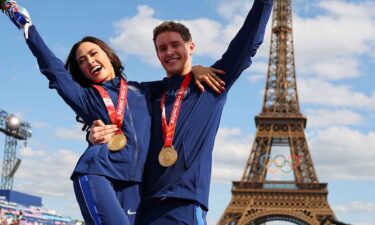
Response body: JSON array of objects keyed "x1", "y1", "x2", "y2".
[{"x1": 153, "y1": 21, "x2": 192, "y2": 43}]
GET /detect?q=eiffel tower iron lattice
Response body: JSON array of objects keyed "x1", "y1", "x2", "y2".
[{"x1": 217, "y1": 0, "x2": 339, "y2": 224}]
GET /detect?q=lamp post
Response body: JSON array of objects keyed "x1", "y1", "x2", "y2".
[{"x1": 0, "y1": 109, "x2": 32, "y2": 190}]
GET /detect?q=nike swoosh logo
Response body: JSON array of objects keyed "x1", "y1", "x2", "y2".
[{"x1": 127, "y1": 209, "x2": 137, "y2": 215}]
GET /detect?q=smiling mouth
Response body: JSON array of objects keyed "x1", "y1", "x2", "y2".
[
  {"x1": 166, "y1": 57, "x2": 179, "y2": 64},
  {"x1": 91, "y1": 65, "x2": 102, "y2": 74}
]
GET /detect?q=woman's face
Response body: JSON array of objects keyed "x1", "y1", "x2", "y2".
[{"x1": 75, "y1": 41, "x2": 115, "y2": 84}]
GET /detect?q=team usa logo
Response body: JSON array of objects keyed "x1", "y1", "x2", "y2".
[{"x1": 166, "y1": 88, "x2": 191, "y2": 99}]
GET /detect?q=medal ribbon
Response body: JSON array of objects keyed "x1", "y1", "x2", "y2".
[
  {"x1": 161, "y1": 73, "x2": 192, "y2": 147},
  {"x1": 93, "y1": 78, "x2": 128, "y2": 134}
]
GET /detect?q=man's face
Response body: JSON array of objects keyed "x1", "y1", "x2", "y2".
[{"x1": 155, "y1": 31, "x2": 195, "y2": 77}]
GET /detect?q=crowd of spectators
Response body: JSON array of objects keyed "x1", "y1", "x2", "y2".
[
  {"x1": 0, "y1": 209, "x2": 22, "y2": 225},
  {"x1": 0, "y1": 208, "x2": 82, "y2": 225}
]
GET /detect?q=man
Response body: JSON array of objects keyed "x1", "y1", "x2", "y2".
[{"x1": 91, "y1": 0, "x2": 273, "y2": 224}]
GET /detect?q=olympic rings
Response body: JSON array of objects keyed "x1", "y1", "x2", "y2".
[
  {"x1": 259, "y1": 153, "x2": 302, "y2": 174},
  {"x1": 287, "y1": 154, "x2": 301, "y2": 168},
  {"x1": 274, "y1": 154, "x2": 287, "y2": 167}
]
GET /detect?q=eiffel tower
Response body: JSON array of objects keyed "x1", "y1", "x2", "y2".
[{"x1": 217, "y1": 0, "x2": 340, "y2": 224}]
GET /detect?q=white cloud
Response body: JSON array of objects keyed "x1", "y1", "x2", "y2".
[
  {"x1": 15, "y1": 146, "x2": 82, "y2": 219},
  {"x1": 33, "y1": 121, "x2": 50, "y2": 129},
  {"x1": 320, "y1": 1, "x2": 375, "y2": 20},
  {"x1": 212, "y1": 128, "x2": 253, "y2": 182},
  {"x1": 308, "y1": 58, "x2": 360, "y2": 80},
  {"x1": 217, "y1": 0, "x2": 253, "y2": 20},
  {"x1": 310, "y1": 126, "x2": 375, "y2": 181},
  {"x1": 20, "y1": 146, "x2": 46, "y2": 157},
  {"x1": 247, "y1": 73, "x2": 265, "y2": 83},
  {"x1": 246, "y1": 61, "x2": 268, "y2": 83},
  {"x1": 110, "y1": 5, "x2": 162, "y2": 66},
  {"x1": 183, "y1": 19, "x2": 226, "y2": 58},
  {"x1": 293, "y1": 1, "x2": 375, "y2": 81},
  {"x1": 299, "y1": 78, "x2": 375, "y2": 109},
  {"x1": 55, "y1": 124, "x2": 86, "y2": 141},
  {"x1": 305, "y1": 108, "x2": 364, "y2": 128},
  {"x1": 333, "y1": 201, "x2": 375, "y2": 214},
  {"x1": 15, "y1": 147, "x2": 79, "y2": 198}
]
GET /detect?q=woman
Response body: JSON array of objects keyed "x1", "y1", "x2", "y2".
[{"x1": 2, "y1": 1, "x2": 225, "y2": 224}]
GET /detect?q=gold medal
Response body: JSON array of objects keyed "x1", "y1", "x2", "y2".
[
  {"x1": 107, "y1": 133, "x2": 127, "y2": 152},
  {"x1": 158, "y1": 146, "x2": 178, "y2": 167},
  {"x1": 93, "y1": 79, "x2": 128, "y2": 152}
]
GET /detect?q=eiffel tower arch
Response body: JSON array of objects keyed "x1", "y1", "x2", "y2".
[{"x1": 217, "y1": 0, "x2": 341, "y2": 224}]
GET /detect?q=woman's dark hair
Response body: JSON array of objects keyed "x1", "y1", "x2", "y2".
[{"x1": 65, "y1": 36, "x2": 124, "y2": 88}]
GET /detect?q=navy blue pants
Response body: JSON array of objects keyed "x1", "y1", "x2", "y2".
[
  {"x1": 73, "y1": 174, "x2": 141, "y2": 225},
  {"x1": 139, "y1": 197, "x2": 207, "y2": 225}
]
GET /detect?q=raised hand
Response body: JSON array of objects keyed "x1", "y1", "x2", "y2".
[{"x1": 1, "y1": 0, "x2": 31, "y2": 29}]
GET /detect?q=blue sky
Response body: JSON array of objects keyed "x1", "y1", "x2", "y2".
[{"x1": 0, "y1": 0, "x2": 375, "y2": 224}]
